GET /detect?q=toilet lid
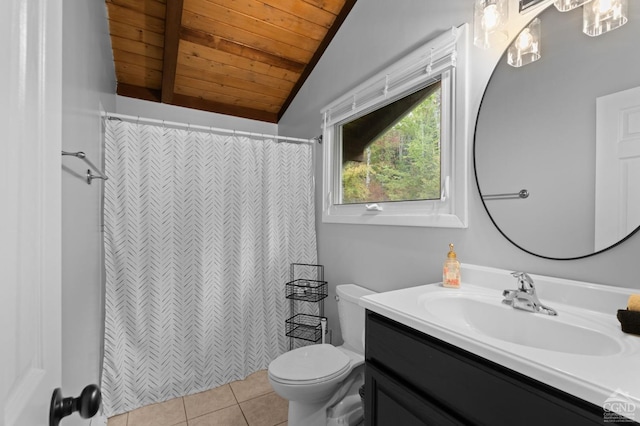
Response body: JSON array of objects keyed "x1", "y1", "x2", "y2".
[{"x1": 269, "y1": 344, "x2": 350, "y2": 383}]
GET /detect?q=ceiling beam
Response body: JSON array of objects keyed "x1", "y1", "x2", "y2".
[
  {"x1": 161, "y1": 0, "x2": 184, "y2": 104},
  {"x1": 117, "y1": 83, "x2": 162, "y2": 103},
  {"x1": 171, "y1": 94, "x2": 278, "y2": 123},
  {"x1": 277, "y1": 0, "x2": 358, "y2": 121}
]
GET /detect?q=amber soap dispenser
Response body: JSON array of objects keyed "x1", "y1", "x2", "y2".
[{"x1": 443, "y1": 243, "x2": 461, "y2": 288}]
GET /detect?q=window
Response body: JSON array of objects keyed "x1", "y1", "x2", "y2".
[
  {"x1": 341, "y1": 80, "x2": 442, "y2": 205},
  {"x1": 321, "y1": 25, "x2": 469, "y2": 227}
]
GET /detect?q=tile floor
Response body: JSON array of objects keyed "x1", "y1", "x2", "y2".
[{"x1": 107, "y1": 370, "x2": 288, "y2": 426}]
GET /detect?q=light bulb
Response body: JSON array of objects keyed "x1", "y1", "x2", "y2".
[
  {"x1": 583, "y1": 0, "x2": 627, "y2": 36},
  {"x1": 473, "y1": 0, "x2": 508, "y2": 49},
  {"x1": 482, "y1": 4, "x2": 500, "y2": 30},
  {"x1": 507, "y1": 18, "x2": 540, "y2": 67},
  {"x1": 516, "y1": 29, "x2": 533, "y2": 50},
  {"x1": 598, "y1": 0, "x2": 612, "y2": 13}
]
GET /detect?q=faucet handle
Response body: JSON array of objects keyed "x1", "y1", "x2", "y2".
[{"x1": 511, "y1": 271, "x2": 534, "y2": 292}]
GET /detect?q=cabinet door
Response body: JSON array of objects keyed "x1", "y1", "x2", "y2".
[
  {"x1": 366, "y1": 312, "x2": 619, "y2": 425},
  {"x1": 365, "y1": 363, "x2": 462, "y2": 426}
]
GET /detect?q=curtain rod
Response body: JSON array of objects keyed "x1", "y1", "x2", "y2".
[{"x1": 101, "y1": 112, "x2": 318, "y2": 145}]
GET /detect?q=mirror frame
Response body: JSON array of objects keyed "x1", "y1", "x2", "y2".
[{"x1": 473, "y1": 6, "x2": 640, "y2": 260}]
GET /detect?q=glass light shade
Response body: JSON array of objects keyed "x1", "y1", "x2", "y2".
[
  {"x1": 507, "y1": 18, "x2": 541, "y2": 68},
  {"x1": 554, "y1": 0, "x2": 593, "y2": 12},
  {"x1": 474, "y1": 0, "x2": 509, "y2": 49},
  {"x1": 583, "y1": 0, "x2": 628, "y2": 36}
]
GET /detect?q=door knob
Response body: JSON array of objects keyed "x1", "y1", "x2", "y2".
[{"x1": 49, "y1": 384, "x2": 101, "y2": 426}]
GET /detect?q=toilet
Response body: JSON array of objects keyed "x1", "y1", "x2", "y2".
[{"x1": 268, "y1": 284, "x2": 375, "y2": 426}]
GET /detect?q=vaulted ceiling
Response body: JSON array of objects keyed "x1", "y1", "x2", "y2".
[{"x1": 105, "y1": 0, "x2": 356, "y2": 123}]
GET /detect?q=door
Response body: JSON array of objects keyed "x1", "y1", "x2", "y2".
[
  {"x1": 365, "y1": 364, "x2": 461, "y2": 426},
  {"x1": 0, "y1": 1, "x2": 63, "y2": 426},
  {"x1": 595, "y1": 86, "x2": 640, "y2": 251}
]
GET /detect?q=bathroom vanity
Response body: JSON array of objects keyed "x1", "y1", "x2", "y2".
[{"x1": 360, "y1": 265, "x2": 640, "y2": 425}]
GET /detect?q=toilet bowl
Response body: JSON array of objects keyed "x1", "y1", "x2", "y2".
[{"x1": 268, "y1": 284, "x2": 375, "y2": 426}]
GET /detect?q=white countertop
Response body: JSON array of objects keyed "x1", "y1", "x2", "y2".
[{"x1": 359, "y1": 264, "x2": 640, "y2": 413}]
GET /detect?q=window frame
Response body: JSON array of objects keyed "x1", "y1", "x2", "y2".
[{"x1": 321, "y1": 25, "x2": 469, "y2": 228}]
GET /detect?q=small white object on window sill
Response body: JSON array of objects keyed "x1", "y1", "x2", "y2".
[
  {"x1": 365, "y1": 204, "x2": 383, "y2": 212},
  {"x1": 441, "y1": 175, "x2": 450, "y2": 201}
]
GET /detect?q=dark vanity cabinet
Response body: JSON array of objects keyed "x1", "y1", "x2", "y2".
[{"x1": 364, "y1": 311, "x2": 635, "y2": 425}]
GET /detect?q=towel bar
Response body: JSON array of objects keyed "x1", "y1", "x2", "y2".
[
  {"x1": 482, "y1": 189, "x2": 529, "y2": 201},
  {"x1": 61, "y1": 151, "x2": 108, "y2": 185}
]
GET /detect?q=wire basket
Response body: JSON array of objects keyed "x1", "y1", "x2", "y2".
[
  {"x1": 285, "y1": 279, "x2": 328, "y2": 303},
  {"x1": 285, "y1": 314, "x2": 326, "y2": 343}
]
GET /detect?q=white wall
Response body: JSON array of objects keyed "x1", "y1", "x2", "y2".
[
  {"x1": 278, "y1": 0, "x2": 640, "y2": 344},
  {"x1": 61, "y1": 1, "x2": 114, "y2": 424}
]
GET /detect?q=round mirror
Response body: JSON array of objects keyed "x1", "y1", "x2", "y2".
[{"x1": 475, "y1": 3, "x2": 640, "y2": 259}]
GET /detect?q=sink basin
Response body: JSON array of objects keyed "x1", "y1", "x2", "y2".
[
  {"x1": 359, "y1": 264, "x2": 640, "y2": 411},
  {"x1": 420, "y1": 293, "x2": 622, "y2": 356}
]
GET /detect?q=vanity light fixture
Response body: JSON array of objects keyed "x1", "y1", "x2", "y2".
[
  {"x1": 583, "y1": 0, "x2": 628, "y2": 36},
  {"x1": 519, "y1": 0, "x2": 546, "y2": 13},
  {"x1": 507, "y1": 18, "x2": 541, "y2": 67},
  {"x1": 553, "y1": 0, "x2": 593, "y2": 12},
  {"x1": 474, "y1": 0, "x2": 509, "y2": 49}
]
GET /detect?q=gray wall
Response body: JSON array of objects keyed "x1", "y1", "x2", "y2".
[
  {"x1": 61, "y1": 1, "x2": 114, "y2": 424},
  {"x1": 278, "y1": 0, "x2": 640, "y2": 344},
  {"x1": 115, "y1": 96, "x2": 278, "y2": 134}
]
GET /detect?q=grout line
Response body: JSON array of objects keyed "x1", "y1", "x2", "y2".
[
  {"x1": 180, "y1": 397, "x2": 187, "y2": 425},
  {"x1": 237, "y1": 400, "x2": 251, "y2": 426},
  {"x1": 182, "y1": 401, "x2": 249, "y2": 426},
  {"x1": 230, "y1": 384, "x2": 252, "y2": 426},
  {"x1": 229, "y1": 383, "x2": 240, "y2": 404},
  {"x1": 117, "y1": 372, "x2": 277, "y2": 426},
  {"x1": 238, "y1": 389, "x2": 275, "y2": 404}
]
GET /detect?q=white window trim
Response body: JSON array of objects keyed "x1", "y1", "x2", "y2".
[{"x1": 321, "y1": 24, "x2": 469, "y2": 228}]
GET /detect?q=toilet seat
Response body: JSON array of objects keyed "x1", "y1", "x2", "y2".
[{"x1": 269, "y1": 344, "x2": 351, "y2": 385}]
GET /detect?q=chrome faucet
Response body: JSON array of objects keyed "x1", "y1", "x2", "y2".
[{"x1": 502, "y1": 272, "x2": 557, "y2": 316}]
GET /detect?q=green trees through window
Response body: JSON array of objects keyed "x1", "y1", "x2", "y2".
[{"x1": 341, "y1": 83, "x2": 442, "y2": 204}]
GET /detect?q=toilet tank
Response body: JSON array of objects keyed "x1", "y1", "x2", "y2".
[{"x1": 336, "y1": 284, "x2": 376, "y2": 354}]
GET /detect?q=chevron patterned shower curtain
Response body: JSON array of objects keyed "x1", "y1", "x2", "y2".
[{"x1": 101, "y1": 120, "x2": 317, "y2": 416}]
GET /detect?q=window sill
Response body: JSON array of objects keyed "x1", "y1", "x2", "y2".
[{"x1": 321, "y1": 211, "x2": 468, "y2": 228}]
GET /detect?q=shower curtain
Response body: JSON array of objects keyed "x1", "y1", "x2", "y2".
[{"x1": 101, "y1": 119, "x2": 317, "y2": 417}]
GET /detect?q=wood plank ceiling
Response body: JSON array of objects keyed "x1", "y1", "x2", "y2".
[{"x1": 106, "y1": 0, "x2": 356, "y2": 123}]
